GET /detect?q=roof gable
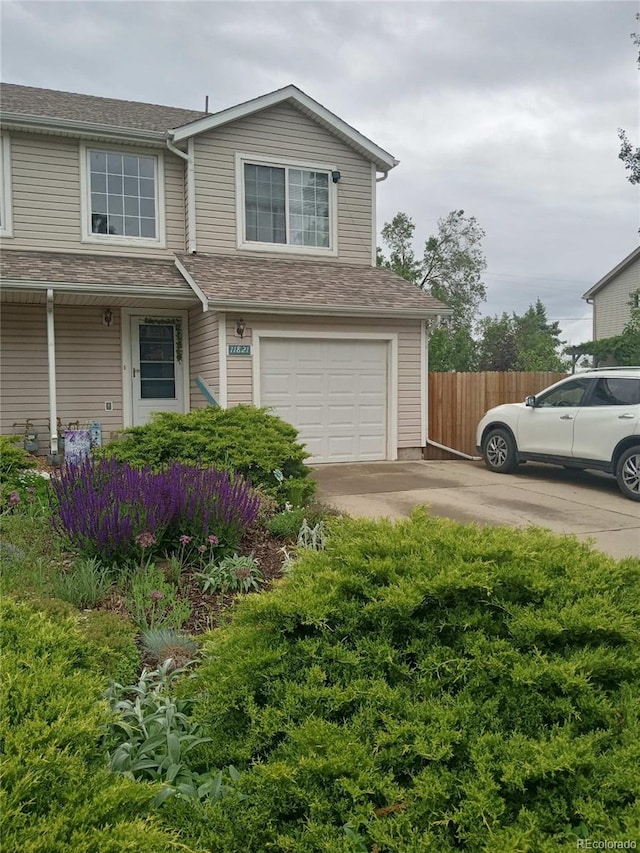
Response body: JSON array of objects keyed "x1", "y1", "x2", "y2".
[
  {"x1": 171, "y1": 85, "x2": 398, "y2": 172},
  {"x1": 583, "y1": 246, "x2": 640, "y2": 300}
]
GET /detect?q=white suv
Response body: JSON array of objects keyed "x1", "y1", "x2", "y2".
[{"x1": 476, "y1": 368, "x2": 640, "y2": 501}]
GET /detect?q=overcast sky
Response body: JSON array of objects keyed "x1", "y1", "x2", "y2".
[{"x1": 1, "y1": 0, "x2": 638, "y2": 344}]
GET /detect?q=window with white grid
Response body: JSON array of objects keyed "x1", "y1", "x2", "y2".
[{"x1": 86, "y1": 149, "x2": 159, "y2": 241}]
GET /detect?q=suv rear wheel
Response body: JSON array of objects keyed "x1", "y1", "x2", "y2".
[
  {"x1": 616, "y1": 446, "x2": 640, "y2": 501},
  {"x1": 482, "y1": 428, "x2": 518, "y2": 474}
]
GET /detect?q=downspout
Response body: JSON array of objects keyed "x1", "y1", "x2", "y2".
[
  {"x1": 46, "y1": 289, "x2": 58, "y2": 456},
  {"x1": 424, "y1": 316, "x2": 482, "y2": 461},
  {"x1": 376, "y1": 170, "x2": 389, "y2": 183},
  {"x1": 166, "y1": 135, "x2": 196, "y2": 253}
]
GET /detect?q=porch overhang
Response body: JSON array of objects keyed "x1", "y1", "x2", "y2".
[{"x1": 173, "y1": 252, "x2": 452, "y2": 322}]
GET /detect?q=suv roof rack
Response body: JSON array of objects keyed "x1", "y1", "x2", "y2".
[{"x1": 582, "y1": 366, "x2": 640, "y2": 372}]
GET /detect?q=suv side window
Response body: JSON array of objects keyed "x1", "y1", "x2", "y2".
[
  {"x1": 537, "y1": 377, "x2": 592, "y2": 408},
  {"x1": 586, "y1": 377, "x2": 640, "y2": 406}
]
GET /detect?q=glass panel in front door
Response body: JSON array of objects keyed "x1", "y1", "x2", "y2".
[{"x1": 139, "y1": 323, "x2": 176, "y2": 399}]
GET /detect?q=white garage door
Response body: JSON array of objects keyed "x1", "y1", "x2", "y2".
[{"x1": 259, "y1": 338, "x2": 388, "y2": 463}]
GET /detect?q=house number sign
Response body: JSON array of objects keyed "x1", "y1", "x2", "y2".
[{"x1": 228, "y1": 344, "x2": 251, "y2": 356}]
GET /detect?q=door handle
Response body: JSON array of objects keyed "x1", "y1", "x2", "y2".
[
  {"x1": 559, "y1": 414, "x2": 574, "y2": 420},
  {"x1": 618, "y1": 413, "x2": 634, "y2": 419},
  {"x1": 133, "y1": 367, "x2": 138, "y2": 377}
]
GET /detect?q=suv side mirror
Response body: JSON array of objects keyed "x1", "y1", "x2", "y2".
[{"x1": 525, "y1": 395, "x2": 537, "y2": 408}]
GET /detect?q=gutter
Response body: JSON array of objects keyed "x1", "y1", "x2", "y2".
[
  {"x1": 2, "y1": 279, "x2": 196, "y2": 301},
  {"x1": 0, "y1": 112, "x2": 166, "y2": 145},
  {"x1": 166, "y1": 135, "x2": 197, "y2": 253},
  {"x1": 193, "y1": 297, "x2": 452, "y2": 321}
]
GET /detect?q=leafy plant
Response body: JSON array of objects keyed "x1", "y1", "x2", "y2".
[
  {"x1": 267, "y1": 503, "x2": 335, "y2": 539},
  {"x1": 296, "y1": 518, "x2": 326, "y2": 550},
  {"x1": 106, "y1": 661, "x2": 239, "y2": 805},
  {"x1": 0, "y1": 598, "x2": 179, "y2": 852},
  {"x1": 51, "y1": 457, "x2": 260, "y2": 563},
  {"x1": 184, "y1": 511, "x2": 640, "y2": 852},
  {"x1": 267, "y1": 506, "x2": 307, "y2": 539},
  {"x1": 0, "y1": 434, "x2": 36, "y2": 488},
  {"x1": 126, "y1": 564, "x2": 192, "y2": 631},
  {"x1": 52, "y1": 556, "x2": 114, "y2": 608},
  {"x1": 98, "y1": 405, "x2": 315, "y2": 506},
  {"x1": 141, "y1": 627, "x2": 198, "y2": 669},
  {"x1": 197, "y1": 553, "x2": 263, "y2": 594}
]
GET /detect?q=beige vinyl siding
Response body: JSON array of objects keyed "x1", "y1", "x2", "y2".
[
  {"x1": 188, "y1": 307, "x2": 219, "y2": 407},
  {"x1": 593, "y1": 257, "x2": 640, "y2": 339},
  {"x1": 0, "y1": 303, "x2": 123, "y2": 444},
  {"x1": 0, "y1": 132, "x2": 186, "y2": 256},
  {"x1": 224, "y1": 314, "x2": 422, "y2": 447},
  {"x1": 194, "y1": 103, "x2": 373, "y2": 265}
]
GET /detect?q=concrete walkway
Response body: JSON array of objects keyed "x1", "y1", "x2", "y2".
[{"x1": 313, "y1": 460, "x2": 640, "y2": 561}]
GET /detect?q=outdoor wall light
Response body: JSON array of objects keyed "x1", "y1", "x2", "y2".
[
  {"x1": 102, "y1": 308, "x2": 114, "y2": 328},
  {"x1": 235, "y1": 318, "x2": 246, "y2": 338},
  {"x1": 331, "y1": 170, "x2": 341, "y2": 183}
]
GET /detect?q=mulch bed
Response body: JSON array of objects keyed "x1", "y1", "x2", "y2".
[
  {"x1": 97, "y1": 524, "x2": 290, "y2": 638},
  {"x1": 27, "y1": 452, "x2": 292, "y2": 639}
]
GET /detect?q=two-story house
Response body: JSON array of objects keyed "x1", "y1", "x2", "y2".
[
  {"x1": 582, "y1": 246, "x2": 640, "y2": 340},
  {"x1": 0, "y1": 82, "x2": 449, "y2": 464}
]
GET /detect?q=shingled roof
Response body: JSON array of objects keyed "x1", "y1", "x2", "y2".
[
  {"x1": 0, "y1": 82, "x2": 207, "y2": 133},
  {"x1": 176, "y1": 253, "x2": 450, "y2": 317},
  {"x1": 0, "y1": 250, "x2": 195, "y2": 297}
]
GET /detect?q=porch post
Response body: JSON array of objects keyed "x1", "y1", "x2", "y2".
[{"x1": 46, "y1": 289, "x2": 59, "y2": 456}]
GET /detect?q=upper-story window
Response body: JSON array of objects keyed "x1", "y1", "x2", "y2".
[
  {"x1": 236, "y1": 153, "x2": 337, "y2": 256},
  {"x1": 81, "y1": 145, "x2": 165, "y2": 246},
  {"x1": 0, "y1": 135, "x2": 13, "y2": 237}
]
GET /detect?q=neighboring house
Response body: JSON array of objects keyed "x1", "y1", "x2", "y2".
[
  {"x1": 0, "y1": 82, "x2": 449, "y2": 464},
  {"x1": 582, "y1": 246, "x2": 640, "y2": 340}
]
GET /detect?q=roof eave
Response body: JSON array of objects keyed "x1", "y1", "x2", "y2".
[
  {"x1": 202, "y1": 298, "x2": 451, "y2": 320},
  {"x1": 582, "y1": 246, "x2": 640, "y2": 300},
  {"x1": 170, "y1": 85, "x2": 398, "y2": 172},
  {"x1": 0, "y1": 112, "x2": 166, "y2": 144},
  {"x1": 1, "y1": 279, "x2": 197, "y2": 301}
]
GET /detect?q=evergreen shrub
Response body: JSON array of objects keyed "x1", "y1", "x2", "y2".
[
  {"x1": 183, "y1": 511, "x2": 640, "y2": 852},
  {"x1": 98, "y1": 405, "x2": 315, "y2": 506},
  {"x1": 0, "y1": 598, "x2": 185, "y2": 852}
]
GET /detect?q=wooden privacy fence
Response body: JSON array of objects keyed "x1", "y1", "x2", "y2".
[{"x1": 426, "y1": 371, "x2": 568, "y2": 459}]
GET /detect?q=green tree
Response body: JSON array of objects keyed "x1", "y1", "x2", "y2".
[
  {"x1": 477, "y1": 299, "x2": 569, "y2": 372},
  {"x1": 421, "y1": 210, "x2": 487, "y2": 371},
  {"x1": 377, "y1": 212, "x2": 420, "y2": 282},
  {"x1": 476, "y1": 313, "x2": 517, "y2": 371},
  {"x1": 377, "y1": 209, "x2": 488, "y2": 372},
  {"x1": 618, "y1": 14, "x2": 640, "y2": 185},
  {"x1": 512, "y1": 299, "x2": 568, "y2": 371}
]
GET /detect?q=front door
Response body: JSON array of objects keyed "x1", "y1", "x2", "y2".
[{"x1": 131, "y1": 318, "x2": 184, "y2": 426}]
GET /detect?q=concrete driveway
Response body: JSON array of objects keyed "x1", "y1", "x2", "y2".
[{"x1": 313, "y1": 460, "x2": 640, "y2": 561}]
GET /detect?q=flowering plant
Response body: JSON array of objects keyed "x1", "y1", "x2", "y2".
[{"x1": 51, "y1": 458, "x2": 261, "y2": 563}]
